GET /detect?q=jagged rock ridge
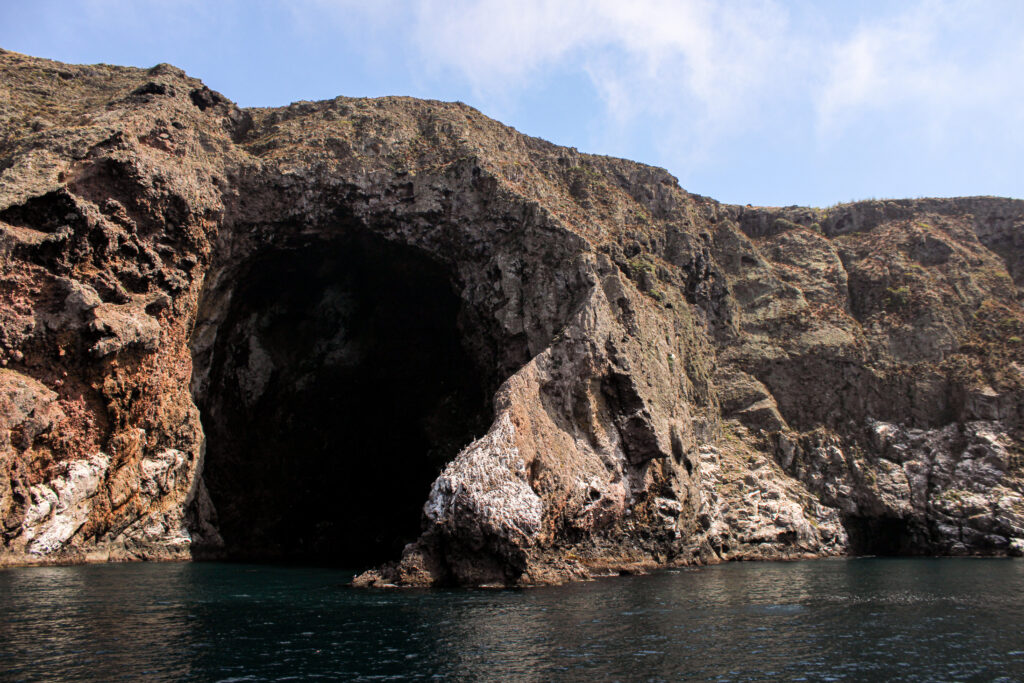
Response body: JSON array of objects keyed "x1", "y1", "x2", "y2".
[{"x1": 0, "y1": 49, "x2": 1021, "y2": 585}]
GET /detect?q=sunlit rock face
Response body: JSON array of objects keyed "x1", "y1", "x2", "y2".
[{"x1": 1, "y1": 49, "x2": 1022, "y2": 584}]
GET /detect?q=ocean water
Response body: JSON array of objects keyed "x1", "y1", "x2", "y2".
[{"x1": 1, "y1": 558, "x2": 1022, "y2": 681}]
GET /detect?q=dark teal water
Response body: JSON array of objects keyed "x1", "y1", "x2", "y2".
[{"x1": 1, "y1": 559, "x2": 1022, "y2": 681}]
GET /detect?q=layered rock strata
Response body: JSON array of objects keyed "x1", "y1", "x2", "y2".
[{"x1": 0, "y1": 50, "x2": 1021, "y2": 585}]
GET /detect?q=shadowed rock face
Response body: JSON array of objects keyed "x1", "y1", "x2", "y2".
[
  {"x1": 0, "y1": 49, "x2": 1022, "y2": 584},
  {"x1": 192, "y1": 231, "x2": 492, "y2": 567}
]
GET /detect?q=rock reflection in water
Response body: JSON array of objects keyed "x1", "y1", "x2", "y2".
[
  {"x1": 1, "y1": 559, "x2": 1023, "y2": 681},
  {"x1": 2, "y1": 564, "x2": 194, "y2": 681}
]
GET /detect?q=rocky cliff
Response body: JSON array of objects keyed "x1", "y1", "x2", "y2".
[{"x1": 1, "y1": 49, "x2": 1021, "y2": 585}]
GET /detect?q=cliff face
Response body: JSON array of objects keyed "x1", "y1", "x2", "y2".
[{"x1": 1, "y1": 49, "x2": 1021, "y2": 585}]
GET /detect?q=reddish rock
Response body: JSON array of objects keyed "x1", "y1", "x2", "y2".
[{"x1": 0, "y1": 49, "x2": 1021, "y2": 583}]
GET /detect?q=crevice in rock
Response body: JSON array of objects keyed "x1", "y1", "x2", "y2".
[
  {"x1": 842, "y1": 515, "x2": 925, "y2": 556},
  {"x1": 188, "y1": 228, "x2": 493, "y2": 568}
]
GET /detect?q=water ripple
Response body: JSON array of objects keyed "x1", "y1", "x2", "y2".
[{"x1": 0, "y1": 558, "x2": 1022, "y2": 681}]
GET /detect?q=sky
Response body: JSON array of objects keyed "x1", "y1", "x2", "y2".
[{"x1": 1, "y1": 0, "x2": 1022, "y2": 207}]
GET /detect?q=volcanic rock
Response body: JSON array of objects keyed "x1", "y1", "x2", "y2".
[{"x1": 0, "y1": 49, "x2": 1022, "y2": 584}]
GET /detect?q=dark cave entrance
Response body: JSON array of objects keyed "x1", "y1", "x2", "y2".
[
  {"x1": 842, "y1": 515, "x2": 925, "y2": 556},
  {"x1": 191, "y1": 230, "x2": 492, "y2": 568}
]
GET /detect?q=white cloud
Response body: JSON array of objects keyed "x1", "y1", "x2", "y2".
[
  {"x1": 405, "y1": 0, "x2": 807, "y2": 172},
  {"x1": 816, "y1": 1, "x2": 1024, "y2": 144},
  {"x1": 379, "y1": 0, "x2": 1022, "y2": 187},
  {"x1": 411, "y1": 0, "x2": 595, "y2": 84},
  {"x1": 411, "y1": 0, "x2": 796, "y2": 119}
]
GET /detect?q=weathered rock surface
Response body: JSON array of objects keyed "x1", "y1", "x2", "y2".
[{"x1": 1, "y1": 49, "x2": 1021, "y2": 583}]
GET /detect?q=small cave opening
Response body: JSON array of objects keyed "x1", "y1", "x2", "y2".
[
  {"x1": 190, "y1": 229, "x2": 492, "y2": 568},
  {"x1": 842, "y1": 515, "x2": 925, "y2": 556}
]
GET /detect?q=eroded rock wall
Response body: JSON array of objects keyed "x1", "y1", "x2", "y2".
[{"x1": 0, "y1": 49, "x2": 1021, "y2": 583}]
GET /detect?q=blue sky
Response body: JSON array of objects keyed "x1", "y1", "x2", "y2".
[{"x1": 1, "y1": 0, "x2": 1021, "y2": 207}]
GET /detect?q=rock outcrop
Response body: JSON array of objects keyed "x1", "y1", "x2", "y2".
[{"x1": 1, "y1": 49, "x2": 1021, "y2": 584}]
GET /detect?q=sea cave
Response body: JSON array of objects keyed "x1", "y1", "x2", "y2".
[{"x1": 189, "y1": 229, "x2": 492, "y2": 568}]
